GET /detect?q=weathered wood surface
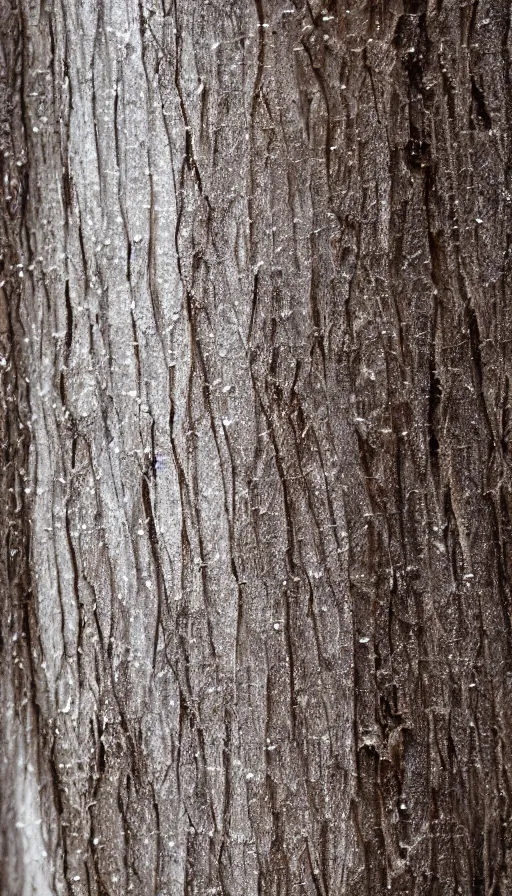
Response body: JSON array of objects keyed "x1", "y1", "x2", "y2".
[{"x1": 1, "y1": 0, "x2": 512, "y2": 893}]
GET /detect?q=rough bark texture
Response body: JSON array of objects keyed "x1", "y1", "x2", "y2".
[{"x1": 1, "y1": 0, "x2": 512, "y2": 894}]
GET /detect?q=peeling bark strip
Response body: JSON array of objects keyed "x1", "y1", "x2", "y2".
[{"x1": 1, "y1": 0, "x2": 512, "y2": 893}]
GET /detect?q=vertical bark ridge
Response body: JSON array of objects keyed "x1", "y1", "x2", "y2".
[{"x1": 0, "y1": 1, "x2": 61, "y2": 893}]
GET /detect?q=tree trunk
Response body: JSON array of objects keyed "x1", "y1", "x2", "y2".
[{"x1": 1, "y1": 0, "x2": 512, "y2": 893}]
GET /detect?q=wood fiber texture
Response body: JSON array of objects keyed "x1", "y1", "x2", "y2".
[{"x1": 1, "y1": 0, "x2": 512, "y2": 894}]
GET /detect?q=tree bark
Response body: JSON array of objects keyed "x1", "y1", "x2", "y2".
[{"x1": 1, "y1": 0, "x2": 512, "y2": 894}]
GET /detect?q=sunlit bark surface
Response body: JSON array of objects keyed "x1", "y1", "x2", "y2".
[{"x1": 1, "y1": 1, "x2": 512, "y2": 894}]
